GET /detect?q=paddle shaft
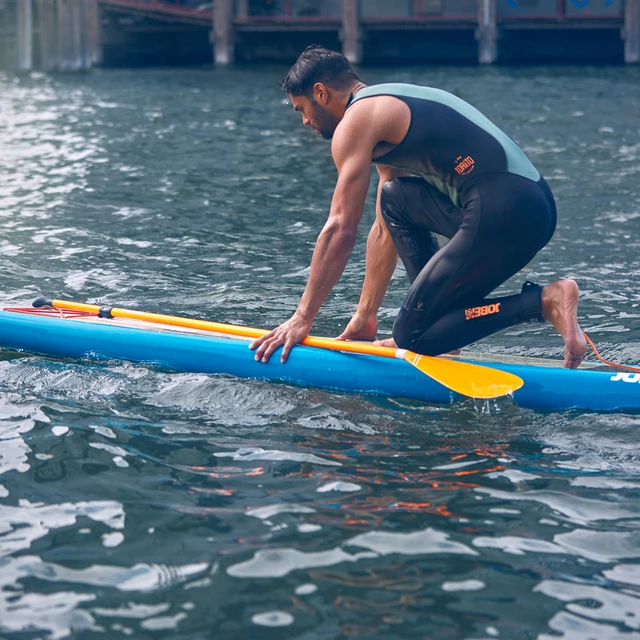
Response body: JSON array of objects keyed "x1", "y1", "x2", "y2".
[{"x1": 35, "y1": 297, "x2": 403, "y2": 360}]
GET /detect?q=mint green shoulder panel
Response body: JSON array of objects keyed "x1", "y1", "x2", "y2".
[{"x1": 351, "y1": 83, "x2": 540, "y2": 182}]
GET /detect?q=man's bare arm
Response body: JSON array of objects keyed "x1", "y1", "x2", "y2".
[
  {"x1": 337, "y1": 166, "x2": 402, "y2": 341},
  {"x1": 295, "y1": 149, "x2": 372, "y2": 322},
  {"x1": 250, "y1": 115, "x2": 377, "y2": 363}
]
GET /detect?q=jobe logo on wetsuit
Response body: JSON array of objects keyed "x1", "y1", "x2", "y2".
[
  {"x1": 465, "y1": 303, "x2": 501, "y2": 321},
  {"x1": 454, "y1": 155, "x2": 475, "y2": 176}
]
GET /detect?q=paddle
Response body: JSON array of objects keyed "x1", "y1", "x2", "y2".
[{"x1": 33, "y1": 296, "x2": 523, "y2": 399}]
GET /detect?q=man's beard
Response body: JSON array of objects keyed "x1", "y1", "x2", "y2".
[{"x1": 311, "y1": 99, "x2": 340, "y2": 140}]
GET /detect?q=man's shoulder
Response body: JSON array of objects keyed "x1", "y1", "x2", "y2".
[
  {"x1": 341, "y1": 91, "x2": 410, "y2": 130},
  {"x1": 352, "y1": 83, "x2": 450, "y2": 103},
  {"x1": 334, "y1": 91, "x2": 412, "y2": 160}
]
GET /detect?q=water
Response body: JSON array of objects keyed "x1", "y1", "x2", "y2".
[{"x1": 0, "y1": 65, "x2": 639, "y2": 639}]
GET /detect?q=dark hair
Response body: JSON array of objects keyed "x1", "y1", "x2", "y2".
[{"x1": 281, "y1": 45, "x2": 360, "y2": 97}]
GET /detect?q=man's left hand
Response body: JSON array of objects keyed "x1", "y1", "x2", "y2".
[
  {"x1": 249, "y1": 312, "x2": 313, "y2": 363},
  {"x1": 336, "y1": 312, "x2": 378, "y2": 342}
]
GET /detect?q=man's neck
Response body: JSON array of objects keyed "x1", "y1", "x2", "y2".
[
  {"x1": 344, "y1": 82, "x2": 367, "y2": 111},
  {"x1": 351, "y1": 82, "x2": 367, "y2": 97}
]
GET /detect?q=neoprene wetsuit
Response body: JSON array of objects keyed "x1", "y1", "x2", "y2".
[{"x1": 348, "y1": 83, "x2": 557, "y2": 355}]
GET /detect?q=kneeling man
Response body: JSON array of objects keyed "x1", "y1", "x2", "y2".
[{"x1": 251, "y1": 45, "x2": 586, "y2": 368}]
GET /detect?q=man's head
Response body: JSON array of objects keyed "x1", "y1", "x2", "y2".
[{"x1": 281, "y1": 45, "x2": 361, "y2": 140}]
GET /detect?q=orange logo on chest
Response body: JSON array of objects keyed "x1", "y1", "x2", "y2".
[{"x1": 454, "y1": 155, "x2": 475, "y2": 176}]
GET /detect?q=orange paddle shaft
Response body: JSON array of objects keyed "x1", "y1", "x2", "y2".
[{"x1": 35, "y1": 297, "x2": 401, "y2": 358}]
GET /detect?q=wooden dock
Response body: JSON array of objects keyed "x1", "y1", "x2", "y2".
[{"x1": 0, "y1": 0, "x2": 638, "y2": 71}]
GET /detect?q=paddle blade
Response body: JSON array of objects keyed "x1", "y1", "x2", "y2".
[{"x1": 405, "y1": 352, "x2": 523, "y2": 399}]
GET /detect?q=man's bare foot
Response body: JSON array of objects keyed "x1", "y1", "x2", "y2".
[
  {"x1": 541, "y1": 279, "x2": 587, "y2": 369},
  {"x1": 374, "y1": 338, "x2": 397, "y2": 348}
]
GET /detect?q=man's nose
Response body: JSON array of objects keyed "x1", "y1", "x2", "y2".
[{"x1": 302, "y1": 115, "x2": 310, "y2": 126}]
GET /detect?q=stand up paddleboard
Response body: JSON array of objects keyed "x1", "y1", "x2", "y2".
[{"x1": 0, "y1": 300, "x2": 637, "y2": 412}]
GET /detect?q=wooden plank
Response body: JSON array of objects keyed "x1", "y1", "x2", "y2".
[{"x1": 99, "y1": 0, "x2": 212, "y2": 25}]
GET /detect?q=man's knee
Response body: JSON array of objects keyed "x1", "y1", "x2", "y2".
[
  {"x1": 393, "y1": 305, "x2": 448, "y2": 355},
  {"x1": 380, "y1": 179, "x2": 407, "y2": 225},
  {"x1": 392, "y1": 307, "x2": 417, "y2": 351},
  {"x1": 393, "y1": 311, "x2": 447, "y2": 356}
]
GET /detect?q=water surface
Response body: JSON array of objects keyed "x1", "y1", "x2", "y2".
[{"x1": 0, "y1": 65, "x2": 639, "y2": 639}]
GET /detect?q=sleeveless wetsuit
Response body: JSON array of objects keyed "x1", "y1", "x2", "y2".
[{"x1": 348, "y1": 83, "x2": 557, "y2": 355}]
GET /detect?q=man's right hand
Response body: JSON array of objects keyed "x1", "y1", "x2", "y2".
[
  {"x1": 249, "y1": 312, "x2": 313, "y2": 364},
  {"x1": 336, "y1": 312, "x2": 378, "y2": 342}
]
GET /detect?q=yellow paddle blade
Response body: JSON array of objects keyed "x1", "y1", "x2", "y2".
[{"x1": 403, "y1": 351, "x2": 523, "y2": 399}]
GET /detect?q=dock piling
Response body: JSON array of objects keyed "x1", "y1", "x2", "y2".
[
  {"x1": 236, "y1": 0, "x2": 248, "y2": 21},
  {"x1": 16, "y1": 0, "x2": 33, "y2": 70},
  {"x1": 213, "y1": 0, "x2": 234, "y2": 65},
  {"x1": 56, "y1": 0, "x2": 72, "y2": 70},
  {"x1": 477, "y1": 0, "x2": 498, "y2": 64},
  {"x1": 38, "y1": 0, "x2": 58, "y2": 70},
  {"x1": 341, "y1": 0, "x2": 362, "y2": 65},
  {"x1": 85, "y1": 0, "x2": 101, "y2": 67},
  {"x1": 52, "y1": 0, "x2": 94, "y2": 71},
  {"x1": 624, "y1": 0, "x2": 640, "y2": 63}
]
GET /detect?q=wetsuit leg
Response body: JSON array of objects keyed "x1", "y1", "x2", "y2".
[
  {"x1": 382, "y1": 173, "x2": 557, "y2": 355},
  {"x1": 380, "y1": 176, "x2": 462, "y2": 283}
]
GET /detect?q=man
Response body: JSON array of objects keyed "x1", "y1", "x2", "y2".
[{"x1": 250, "y1": 45, "x2": 586, "y2": 368}]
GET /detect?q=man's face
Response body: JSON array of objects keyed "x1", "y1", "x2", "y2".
[{"x1": 289, "y1": 93, "x2": 340, "y2": 140}]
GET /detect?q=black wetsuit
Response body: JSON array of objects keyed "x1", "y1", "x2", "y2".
[{"x1": 349, "y1": 84, "x2": 557, "y2": 355}]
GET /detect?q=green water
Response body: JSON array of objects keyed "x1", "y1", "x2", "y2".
[{"x1": 0, "y1": 65, "x2": 639, "y2": 639}]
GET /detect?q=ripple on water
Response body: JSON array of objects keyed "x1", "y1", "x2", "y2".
[
  {"x1": 214, "y1": 447, "x2": 341, "y2": 466},
  {"x1": 0, "y1": 554, "x2": 209, "y2": 638},
  {"x1": 535, "y1": 581, "x2": 640, "y2": 633},
  {"x1": 0, "y1": 397, "x2": 50, "y2": 479},
  {"x1": 476, "y1": 487, "x2": 640, "y2": 525},
  {"x1": 150, "y1": 375, "x2": 297, "y2": 427},
  {"x1": 0, "y1": 499, "x2": 124, "y2": 558},
  {"x1": 251, "y1": 611, "x2": 294, "y2": 627}
]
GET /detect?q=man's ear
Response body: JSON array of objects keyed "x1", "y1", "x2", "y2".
[{"x1": 312, "y1": 82, "x2": 329, "y2": 105}]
